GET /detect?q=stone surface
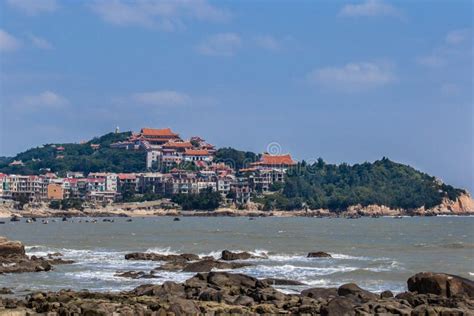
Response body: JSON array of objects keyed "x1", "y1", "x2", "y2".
[
  {"x1": 407, "y1": 272, "x2": 474, "y2": 298},
  {"x1": 307, "y1": 251, "x2": 332, "y2": 258}
]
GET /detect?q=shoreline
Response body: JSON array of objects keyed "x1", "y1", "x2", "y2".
[{"x1": 1, "y1": 207, "x2": 474, "y2": 219}]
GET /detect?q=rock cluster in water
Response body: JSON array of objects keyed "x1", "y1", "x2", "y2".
[
  {"x1": 1, "y1": 241, "x2": 473, "y2": 315},
  {"x1": 0, "y1": 236, "x2": 73, "y2": 274}
]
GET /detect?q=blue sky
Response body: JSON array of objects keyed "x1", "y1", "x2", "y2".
[{"x1": 0, "y1": 0, "x2": 472, "y2": 191}]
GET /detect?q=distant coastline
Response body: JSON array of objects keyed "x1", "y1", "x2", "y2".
[{"x1": 1, "y1": 196, "x2": 473, "y2": 219}]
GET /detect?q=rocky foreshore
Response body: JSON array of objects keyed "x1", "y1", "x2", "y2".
[
  {"x1": 0, "y1": 271, "x2": 473, "y2": 315},
  {"x1": 1, "y1": 237, "x2": 474, "y2": 315}
]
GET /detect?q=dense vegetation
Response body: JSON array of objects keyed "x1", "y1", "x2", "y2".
[
  {"x1": 261, "y1": 158, "x2": 465, "y2": 211},
  {"x1": 215, "y1": 147, "x2": 260, "y2": 170},
  {"x1": 0, "y1": 132, "x2": 146, "y2": 175},
  {"x1": 172, "y1": 187, "x2": 222, "y2": 210}
]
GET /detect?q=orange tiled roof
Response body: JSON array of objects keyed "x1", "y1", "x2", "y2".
[
  {"x1": 140, "y1": 128, "x2": 178, "y2": 137},
  {"x1": 255, "y1": 154, "x2": 296, "y2": 166},
  {"x1": 163, "y1": 141, "x2": 192, "y2": 148},
  {"x1": 117, "y1": 173, "x2": 137, "y2": 180},
  {"x1": 184, "y1": 149, "x2": 210, "y2": 156}
]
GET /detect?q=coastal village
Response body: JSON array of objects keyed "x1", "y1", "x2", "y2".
[{"x1": 0, "y1": 127, "x2": 296, "y2": 208}]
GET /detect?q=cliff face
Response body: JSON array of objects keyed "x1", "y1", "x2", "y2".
[{"x1": 426, "y1": 192, "x2": 474, "y2": 214}]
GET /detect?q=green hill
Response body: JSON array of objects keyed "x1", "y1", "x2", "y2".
[
  {"x1": 261, "y1": 158, "x2": 465, "y2": 211},
  {"x1": 0, "y1": 132, "x2": 146, "y2": 175}
]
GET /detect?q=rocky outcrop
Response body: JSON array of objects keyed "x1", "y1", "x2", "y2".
[
  {"x1": 1, "y1": 271, "x2": 473, "y2": 315},
  {"x1": 307, "y1": 251, "x2": 332, "y2": 258},
  {"x1": 115, "y1": 271, "x2": 161, "y2": 279},
  {"x1": 426, "y1": 193, "x2": 474, "y2": 214},
  {"x1": 0, "y1": 236, "x2": 25, "y2": 257},
  {"x1": 0, "y1": 236, "x2": 73, "y2": 274},
  {"x1": 181, "y1": 259, "x2": 251, "y2": 272},
  {"x1": 124, "y1": 252, "x2": 199, "y2": 262},
  {"x1": 221, "y1": 250, "x2": 253, "y2": 261},
  {"x1": 407, "y1": 272, "x2": 474, "y2": 298}
]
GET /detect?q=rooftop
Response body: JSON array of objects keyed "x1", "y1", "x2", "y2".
[{"x1": 140, "y1": 128, "x2": 179, "y2": 137}]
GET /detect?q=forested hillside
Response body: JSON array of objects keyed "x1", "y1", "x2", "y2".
[
  {"x1": 261, "y1": 158, "x2": 465, "y2": 211},
  {"x1": 0, "y1": 132, "x2": 146, "y2": 175}
]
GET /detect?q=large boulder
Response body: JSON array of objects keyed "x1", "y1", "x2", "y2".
[
  {"x1": 301, "y1": 287, "x2": 338, "y2": 299},
  {"x1": 0, "y1": 236, "x2": 25, "y2": 257},
  {"x1": 337, "y1": 283, "x2": 378, "y2": 302},
  {"x1": 221, "y1": 250, "x2": 252, "y2": 261},
  {"x1": 407, "y1": 272, "x2": 474, "y2": 298}
]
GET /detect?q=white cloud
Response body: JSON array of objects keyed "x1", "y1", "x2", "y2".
[
  {"x1": 17, "y1": 91, "x2": 69, "y2": 110},
  {"x1": 418, "y1": 30, "x2": 471, "y2": 68},
  {"x1": 445, "y1": 29, "x2": 471, "y2": 45},
  {"x1": 90, "y1": 0, "x2": 230, "y2": 30},
  {"x1": 197, "y1": 33, "x2": 242, "y2": 56},
  {"x1": 339, "y1": 0, "x2": 400, "y2": 18},
  {"x1": 132, "y1": 90, "x2": 191, "y2": 106},
  {"x1": 0, "y1": 29, "x2": 21, "y2": 52},
  {"x1": 28, "y1": 34, "x2": 53, "y2": 50},
  {"x1": 6, "y1": 0, "x2": 57, "y2": 15},
  {"x1": 307, "y1": 61, "x2": 395, "y2": 91}
]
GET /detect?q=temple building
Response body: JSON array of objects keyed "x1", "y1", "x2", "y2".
[{"x1": 139, "y1": 128, "x2": 181, "y2": 146}]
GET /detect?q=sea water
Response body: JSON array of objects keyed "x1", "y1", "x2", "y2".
[{"x1": 0, "y1": 216, "x2": 472, "y2": 294}]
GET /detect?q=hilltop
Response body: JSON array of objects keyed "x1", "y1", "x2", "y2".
[
  {"x1": 0, "y1": 131, "x2": 471, "y2": 213},
  {"x1": 0, "y1": 132, "x2": 146, "y2": 175}
]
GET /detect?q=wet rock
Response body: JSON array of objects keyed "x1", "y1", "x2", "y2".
[
  {"x1": 47, "y1": 252, "x2": 63, "y2": 258},
  {"x1": 337, "y1": 283, "x2": 378, "y2": 302},
  {"x1": 307, "y1": 251, "x2": 332, "y2": 258},
  {"x1": 124, "y1": 252, "x2": 199, "y2": 262},
  {"x1": 182, "y1": 259, "x2": 251, "y2": 272},
  {"x1": 301, "y1": 287, "x2": 338, "y2": 299},
  {"x1": 407, "y1": 272, "x2": 474, "y2": 298},
  {"x1": 155, "y1": 261, "x2": 188, "y2": 271},
  {"x1": 115, "y1": 271, "x2": 161, "y2": 279},
  {"x1": 221, "y1": 250, "x2": 252, "y2": 261},
  {"x1": 262, "y1": 278, "x2": 306, "y2": 286},
  {"x1": 380, "y1": 290, "x2": 394, "y2": 298}
]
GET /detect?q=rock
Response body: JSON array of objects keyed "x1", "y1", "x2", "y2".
[
  {"x1": 168, "y1": 298, "x2": 200, "y2": 315},
  {"x1": 221, "y1": 250, "x2": 252, "y2": 261},
  {"x1": 182, "y1": 259, "x2": 251, "y2": 272},
  {"x1": 47, "y1": 252, "x2": 63, "y2": 257},
  {"x1": 407, "y1": 272, "x2": 474, "y2": 298},
  {"x1": 262, "y1": 278, "x2": 306, "y2": 286},
  {"x1": 307, "y1": 251, "x2": 332, "y2": 258},
  {"x1": 233, "y1": 295, "x2": 255, "y2": 306},
  {"x1": 0, "y1": 287, "x2": 13, "y2": 294},
  {"x1": 320, "y1": 297, "x2": 356, "y2": 316},
  {"x1": 155, "y1": 261, "x2": 188, "y2": 271},
  {"x1": 380, "y1": 290, "x2": 394, "y2": 298},
  {"x1": 124, "y1": 252, "x2": 199, "y2": 262},
  {"x1": 0, "y1": 237, "x2": 71, "y2": 274},
  {"x1": 337, "y1": 283, "x2": 378, "y2": 302},
  {"x1": 301, "y1": 287, "x2": 338, "y2": 299},
  {"x1": 0, "y1": 236, "x2": 26, "y2": 257},
  {"x1": 115, "y1": 271, "x2": 160, "y2": 279}
]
